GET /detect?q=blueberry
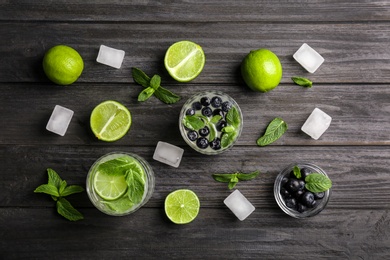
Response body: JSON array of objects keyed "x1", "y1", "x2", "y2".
[
  {"x1": 192, "y1": 101, "x2": 202, "y2": 110},
  {"x1": 216, "y1": 120, "x2": 227, "y2": 131},
  {"x1": 285, "y1": 178, "x2": 300, "y2": 192},
  {"x1": 297, "y1": 203, "x2": 307, "y2": 213},
  {"x1": 186, "y1": 108, "x2": 195, "y2": 116},
  {"x1": 314, "y1": 192, "x2": 325, "y2": 200},
  {"x1": 211, "y1": 96, "x2": 222, "y2": 108},
  {"x1": 200, "y1": 97, "x2": 210, "y2": 106},
  {"x1": 285, "y1": 197, "x2": 297, "y2": 209},
  {"x1": 281, "y1": 176, "x2": 289, "y2": 187},
  {"x1": 202, "y1": 107, "x2": 213, "y2": 117},
  {"x1": 293, "y1": 190, "x2": 305, "y2": 199},
  {"x1": 280, "y1": 187, "x2": 291, "y2": 199},
  {"x1": 301, "y1": 168, "x2": 312, "y2": 179},
  {"x1": 221, "y1": 101, "x2": 232, "y2": 112},
  {"x1": 301, "y1": 192, "x2": 315, "y2": 207},
  {"x1": 196, "y1": 137, "x2": 208, "y2": 149},
  {"x1": 199, "y1": 126, "x2": 210, "y2": 137},
  {"x1": 298, "y1": 180, "x2": 306, "y2": 190},
  {"x1": 209, "y1": 138, "x2": 221, "y2": 150},
  {"x1": 213, "y1": 109, "x2": 224, "y2": 117},
  {"x1": 187, "y1": 131, "x2": 198, "y2": 141}
]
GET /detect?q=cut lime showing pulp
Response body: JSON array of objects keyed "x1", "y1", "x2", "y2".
[
  {"x1": 164, "y1": 41, "x2": 205, "y2": 82},
  {"x1": 164, "y1": 189, "x2": 200, "y2": 224},
  {"x1": 93, "y1": 170, "x2": 128, "y2": 201},
  {"x1": 90, "y1": 100, "x2": 131, "y2": 142},
  {"x1": 105, "y1": 196, "x2": 135, "y2": 212}
]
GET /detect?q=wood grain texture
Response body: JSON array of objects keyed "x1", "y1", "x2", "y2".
[{"x1": 0, "y1": 1, "x2": 389, "y2": 259}]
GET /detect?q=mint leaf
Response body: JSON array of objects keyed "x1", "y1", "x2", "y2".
[
  {"x1": 61, "y1": 185, "x2": 84, "y2": 197},
  {"x1": 237, "y1": 170, "x2": 260, "y2": 181},
  {"x1": 47, "y1": 168, "x2": 62, "y2": 189},
  {"x1": 256, "y1": 118, "x2": 288, "y2": 146},
  {"x1": 149, "y1": 75, "x2": 161, "y2": 90},
  {"x1": 210, "y1": 115, "x2": 222, "y2": 124},
  {"x1": 305, "y1": 173, "x2": 332, "y2": 192},
  {"x1": 154, "y1": 86, "x2": 180, "y2": 104},
  {"x1": 125, "y1": 169, "x2": 145, "y2": 204},
  {"x1": 212, "y1": 173, "x2": 234, "y2": 183},
  {"x1": 293, "y1": 166, "x2": 301, "y2": 179},
  {"x1": 59, "y1": 180, "x2": 67, "y2": 195},
  {"x1": 131, "y1": 67, "x2": 150, "y2": 88},
  {"x1": 98, "y1": 157, "x2": 132, "y2": 176},
  {"x1": 183, "y1": 115, "x2": 206, "y2": 130},
  {"x1": 221, "y1": 131, "x2": 237, "y2": 148},
  {"x1": 292, "y1": 76, "x2": 312, "y2": 88},
  {"x1": 34, "y1": 184, "x2": 59, "y2": 197},
  {"x1": 208, "y1": 123, "x2": 217, "y2": 142},
  {"x1": 212, "y1": 171, "x2": 260, "y2": 190},
  {"x1": 226, "y1": 107, "x2": 240, "y2": 128},
  {"x1": 138, "y1": 87, "x2": 155, "y2": 102},
  {"x1": 222, "y1": 125, "x2": 235, "y2": 133},
  {"x1": 56, "y1": 198, "x2": 84, "y2": 221}
]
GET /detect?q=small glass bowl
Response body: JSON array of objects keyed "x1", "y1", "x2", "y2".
[
  {"x1": 179, "y1": 91, "x2": 243, "y2": 155},
  {"x1": 274, "y1": 162, "x2": 331, "y2": 218},
  {"x1": 86, "y1": 152, "x2": 155, "y2": 216}
]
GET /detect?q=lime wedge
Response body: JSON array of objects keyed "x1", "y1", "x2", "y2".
[
  {"x1": 164, "y1": 41, "x2": 205, "y2": 82},
  {"x1": 90, "y1": 100, "x2": 131, "y2": 142},
  {"x1": 164, "y1": 189, "x2": 200, "y2": 224},
  {"x1": 93, "y1": 170, "x2": 128, "y2": 201}
]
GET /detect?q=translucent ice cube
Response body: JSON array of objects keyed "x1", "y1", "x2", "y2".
[
  {"x1": 293, "y1": 43, "x2": 324, "y2": 73},
  {"x1": 96, "y1": 45, "x2": 125, "y2": 69},
  {"x1": 46, "y1": 105, "x2": 74, "y2": 136},
  {"x1": 301, "y1": 108, "x2": 332, "y2": 140},
  {"x1": 153, "y1": 141, "x2": 184, "y2": 168},
  {"x1": 224, "y1": 190, "x2": 255, "y2": 221}
]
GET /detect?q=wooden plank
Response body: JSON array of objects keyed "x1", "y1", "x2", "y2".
[
  {"x1": 2, "y1": 145, "x2": 390, "y2": 209},
  {"x1": 0, "y1": 83, "x2": 389, "y2": 146},
  {"x1": 1, "y1": 207, "x2": 389, "y2": 259},
  {"x1": 0, "y1": 0, "x2": 389, "y2": 22},
  {"x1": 0, "y1": 23, "x2": 389, "y2": 84}
]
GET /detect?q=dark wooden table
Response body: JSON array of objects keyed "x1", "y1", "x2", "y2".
[{"x1": 1, "y1": 1, "x2": 390, "y2": 259}]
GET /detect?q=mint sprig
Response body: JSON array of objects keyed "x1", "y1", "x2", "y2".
[
  {"x1": 256, "y1": 117, "x2": 288, "y2": 146},
  {"x1": 132, "y1": 67, "x2": 180, "y2": 104},
  {"x1": 221, "y1": 107, "x2": 241, "y2": 148},
  {"x1": 212, "y1": 170, "x2": 260, "y2": 189},
  {"x1": 291, "y1": 76, "x2": 312, "y2": 88},
  {"x1": 34, "y1": 168, "x2": 84, "y2": 221},
  {"x1": 305, "y1": 173, "x2": 332, "y2": 192}
]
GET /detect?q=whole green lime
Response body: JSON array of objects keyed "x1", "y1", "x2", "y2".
[
  {"x1": 42, "y1": 45, "x2": 84, "y2": 85},
  {"x1": 241, "y1": 49, "x2": 282, "y2": 92}
]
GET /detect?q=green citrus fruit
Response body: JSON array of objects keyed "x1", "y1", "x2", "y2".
[
  {"x1": 90, "y1": 100, "x2": 132, "y2": 142},
  {"x1": 164, "y1": 40, "x2": 205, "y2": 82},
  {"x1": 241, "y1": 49, "x2": 283, "y2": 92},
  {"x1": 93, "y1": 170, "x2": 128, "y2": 201},
  {"x1": 42, "y1": 45, "x2": 84, "y2": 85},
  {"x1": 164, "y1": 189, "x2": 200, "y2": 224}
]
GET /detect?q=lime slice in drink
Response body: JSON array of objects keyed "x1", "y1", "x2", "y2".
[
  {"x1": 104, "y1": 196, "x2": 135, "y2": 212},
  {"x1": 164, "y1": 41, "x2": 205, "y2": 82},
  {"x1": 164, "y1": 189, "x2": 200, "y2": 224},
  {"x1": 93, "y1": 170, "x2": 128, "y2": 201},
  {"x1": 90, "y1": 100, "x2": 131, "y2": 142}
]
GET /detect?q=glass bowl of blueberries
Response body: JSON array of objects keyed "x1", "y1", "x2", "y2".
[
  {"x1": 179, "y1": 91, "x2": 243, "y2": 155},
  {"x1": 274, "y1": 162, "x2": 332, "y2": 218}
]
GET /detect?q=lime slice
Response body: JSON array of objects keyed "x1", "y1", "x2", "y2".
[
  {"x1": 93, "y1": 170, "x2": 128, "y2": 201},
  {"x1": 90, "y1": 100, "x2": 131, "y2": 142},
  {"x1": 164, "y1": 189, "x2": 200, "y2": 224},
  {"x1": 164, "y1": 41, "x2": 205, "y2": 82},
  {"x1": 104, "y1": 196, "x2": 134, "y2": 213}
]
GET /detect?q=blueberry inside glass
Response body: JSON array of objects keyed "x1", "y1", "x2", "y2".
[{"x1": 179, "y1": 91, "x2": 243, "y2": 155}]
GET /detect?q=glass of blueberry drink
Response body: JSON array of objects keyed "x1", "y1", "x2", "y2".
[
  {"x1": 179, "y1": 91, "x2": 243, "y2": 155},
  {"x1": 274, "y1": 162, "x2": 332, "y2": 218}
]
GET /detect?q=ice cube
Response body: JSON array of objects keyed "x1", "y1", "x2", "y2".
[
  {"x1": 301, "y1": 108, "x2": 332, "y2": 140},
  {"x1": 96, "y1": 45, "x2": 125, "y2": 69},
  {"x1": 46, "y1": 105, "x2": 74, "y2": 136},
  {"x1": 153, "y1": 141, "x2": 184, "y2": 168},
  {"x1": 224, "y1": 190, "x2": 255, "y2": 221},
  {"x1": 293, "y1": 43, "x2": 324, "y2": 73}
]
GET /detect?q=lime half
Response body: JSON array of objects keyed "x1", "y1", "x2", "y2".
[
  {"x1": 164, "y1": 41, "x2": 205, "y2": 82},
  {"x1": 164, "y1": 189, "x2": 200, "y2": 224},
  {"x1": 90, "y1": 100, "x2": 131, "y2": 142},
  {"x1": 93, "y1": 170, "x2": 128, "y2": 201}
]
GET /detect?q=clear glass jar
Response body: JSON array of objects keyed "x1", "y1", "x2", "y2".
[
  {"x1": 86, "y1": 152, "x2": 155, "y2": 216},
  {"x1": 179, "y1": 91, "x2": 243, "y2": 155},
  {"x1": 274, "y1": 162, "x2": 331, "y2": 218}
]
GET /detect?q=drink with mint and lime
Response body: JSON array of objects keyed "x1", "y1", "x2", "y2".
[{"x1": 86, "y1": 152, "x2": 155, "y2": 216}]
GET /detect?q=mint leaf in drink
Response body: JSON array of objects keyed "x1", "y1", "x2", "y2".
[
  {"x1": 56, "y1": 198, "x2": 84, "y2": 221},
  {"x1": 138, "y1": 87, "x2": 155, "y2": 102},
  {"x1": 256, "y1": 117, "x2": 288, "y2": 146},
  {"x1": 183, "y1": 115, "x2": 206, "y2": 130},
  {"x1": 98, "y1": 157, "x2": 132, "y2": 176},
  {"x1": 35, "y1": 168, "x2": 84, "y2": 221},
  {"x1": 292, "y1": 76, "x2": 312, "y2": 88},
  {"x1": 305, "y1": 173, "x2": 332, "y2": 192},
  {"x1": 210, "y1": 115, "x2": 222, "y2": 124},
  {"x1": 226, "y1": 107, "x2": 241, "y2": 128},
  {"x1": 212, "y1": 170, "x2": 260, "y2": 189},
  {"x1": 222, "y1": 125, "x2": 235, "y2": 133},
  {"x1": 125, "y1": 169, "x2": 145, "y2": 204},
  {"x1": 208, "y1": 123, "x2": 217, "y2": 142},
  {"x1": 154, "y1": 86, "x2": 180, "y2": 104},
  {"x1": 221, "y1": 131, "x2": 237, "y2": 148},
  {"x1": 293, "y1": 166, "x2": 301, "y2": 179},
  {"x1": 131, "y1": 67, "x2": 150, "y2": 88}
]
